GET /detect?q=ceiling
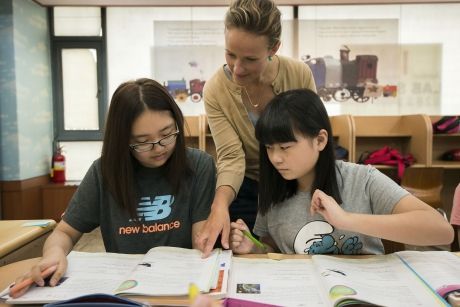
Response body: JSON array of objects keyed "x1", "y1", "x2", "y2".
[{"x1": 32, "y1": 0, "x2": 460, "y2": 7}]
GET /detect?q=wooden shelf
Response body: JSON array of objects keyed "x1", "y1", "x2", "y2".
[
  {"x1": 433, "y1": 133, "x2": 460, "y2": 137},
  {"x1": 330, "y1": 115, "x2": 353, "y2": 160},
  {"x1": 430, "y1": 115, "x2": 460, "y2": 168},
  {"x1": 431, "y1": 161, "x2": 460, "y2": 169},
  {"x1": 355, "y1": 134, "x2": 412, "y2": 138},
  {"x1": 372, "y1": 163, "x2": 426, "y2": 170},
  {"x1": 184, "y1": 115, "x2": 216, "y2": 159},
  {"x1": 186, "y1": 114, "x2": 459, "y2": 170},
  {"x1": 37, "y1": 114, "x2": 458, "y2": 222},
  {"x1": 351, "y1": 115, "x2": 431, "y2": 166}
]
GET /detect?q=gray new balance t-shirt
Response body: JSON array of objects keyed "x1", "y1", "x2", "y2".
[
  {"x1": 63, "y1": 148, "x2": 216, "y2": 254},
  {"x1": 253, "y1": 160, "x2": 409, "y2": 255}
]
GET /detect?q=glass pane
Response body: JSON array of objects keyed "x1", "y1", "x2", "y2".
[
  {"x1": 54, "y1": 7, "x2": 101, "y2": 36},
  {"x1": 59, "y1": 141, "x2": 103, "y2": 181},
  {"x1": 62, "y1": 49, "x2": 99, "y2": 130}
]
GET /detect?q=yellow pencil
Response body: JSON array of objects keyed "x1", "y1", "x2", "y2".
[{"x1": 188, "y1": 282, "x2": 200, "y2": 304}]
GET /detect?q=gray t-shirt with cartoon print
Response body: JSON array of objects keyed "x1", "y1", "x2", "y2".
[
  {"x1": 253, "y1": 160, "x2": 409, "y2": 255},
  {"x1": 63, "y1": 147, "x2": 215, "y2": 254}
]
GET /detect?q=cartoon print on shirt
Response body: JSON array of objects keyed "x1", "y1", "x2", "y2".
[
  {"x1": 136, "y1": 195, "x2": 174, "y2": 221},
  {"x1": 294, "y1": 220, "x2": 363, "y2": 255}
]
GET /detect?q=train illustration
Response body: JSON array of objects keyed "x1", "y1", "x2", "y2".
[
  {"x1": 302, "y1": 47, "x2": 397, "y2": 103},
  {"x1": 164, "y1": 78, "x2": 206, "y2": 103}
]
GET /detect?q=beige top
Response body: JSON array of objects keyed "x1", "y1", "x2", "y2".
[
  {"x1": 203, "y1": 55, "x2": 316, "y2": 194},
  {"x1": 0, "y1": 219, "x2": 56, "y2": 257}
]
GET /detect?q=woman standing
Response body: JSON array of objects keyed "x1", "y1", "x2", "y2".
[{"x1": 197, "y1": 0, "x2": 316, "y2": 256}]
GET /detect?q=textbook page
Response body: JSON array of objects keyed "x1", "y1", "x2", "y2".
[
  {"x1": 396, "y1": 251, "x2": 460, "y2": 298},
  {"x1": 208, "y1": 249, "x2": 232, "y2": 299},
  {"x1": 4, "y1": 251, "x2": 142, "y2": 304},
  {"x1": 228, "y1": 257, "x2": 328, "y2": 306},
  {"x1": 115, "y1": 246, "x2": 220, "y2": 296},
  {"x1": 312, "y1": 254, "x2": 447, "y2": 307}
]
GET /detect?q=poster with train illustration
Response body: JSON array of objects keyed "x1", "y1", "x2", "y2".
[
  {"x1": 302, "y1": 45, "x2": 397, "y2": 103},
  {"x1": 298, "y1": 18, "x2": 441, "y2": 114},
  {"x1": 151, "y1": 21, "x2": 225, "y2": 115}
]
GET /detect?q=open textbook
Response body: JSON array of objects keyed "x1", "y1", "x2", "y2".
[
  {"x1": 2, "y1": 249, "x2": 459, "y2": 306},
  {"x1": 2, "y1": 246, "x2": 232, "y2": 305},
  {"x1": 227, "y1": 251, "x2": 460, "y2": 307}
]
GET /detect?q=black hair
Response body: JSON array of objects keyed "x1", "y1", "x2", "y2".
[
  {"x1": 255, "y1": 88, "x2": 342, "y2": 215},
  {"x1": 101, "y1": 78, "x2": 191, "y2": 219}
]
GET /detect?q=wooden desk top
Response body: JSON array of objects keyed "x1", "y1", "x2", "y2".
[
  {"x1": 0, "y1": 220, "x2": 56, "y2": 258},
  {"x1": 1, "y1": 252, "x2": 458, "y2": 306},
  {"x1": 0, "y1": 257, "x2": 190, "y2": 307}
]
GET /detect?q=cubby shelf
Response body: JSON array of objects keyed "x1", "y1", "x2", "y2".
[
  {"x1": 40, "y1": 115, "x2": 459, "y2": 222},
  {"x1": 430, "y1": 116, "x2": 460, "y2": 169},
  {"x1": 184, "y1": 114, "x2": 460, "y2": 170}
]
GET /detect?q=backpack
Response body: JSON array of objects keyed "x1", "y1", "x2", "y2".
[
  {"x1": 441, "y1": 148, "x2": 460, "y2": 161},
  {"x1": 358, "y1": 146, "x2": 415, "y2": 181},
  {"x1": 432, "y1": 116, "x2": 460, "y2": 134}
]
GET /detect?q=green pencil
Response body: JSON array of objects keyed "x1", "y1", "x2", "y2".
[{"x1": 242, "y1": 230, "x2": 266, "y2": 250}]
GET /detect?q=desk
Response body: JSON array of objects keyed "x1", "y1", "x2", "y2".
[
  {"x1": 0, "y1": 220, "x2": 56, "y2": 267},
  {"x1": 1, "y1": 253, "x2": 459, "y2": 307},
  {"x1": 0, "y1": 257, "x2": 190, "y2": 306}
]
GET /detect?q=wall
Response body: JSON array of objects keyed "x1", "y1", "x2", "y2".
[
  {"x1": 0, "y1": 0, "x2": 53, "y2": 181},
  {"x1": 0, "y1": 0, "x2": 53, "y2": 219},
  {"x1": 0, "y1": 0, "x2": 19, "y2": 179}
]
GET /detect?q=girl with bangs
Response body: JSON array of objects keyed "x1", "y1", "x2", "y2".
[
  {"x1": 230, "y1": 89, "x2": 453, "y2": 255},
  {"x1": 12, "y1": 78, "x2": 216, "y2": 296}
]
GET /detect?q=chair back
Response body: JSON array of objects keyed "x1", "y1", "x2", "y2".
[{"x1": 401, "y1": 167, "x2": 444, "y2": 209}]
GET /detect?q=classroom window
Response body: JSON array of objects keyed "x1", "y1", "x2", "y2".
[
  {"x1": 61, "y1": 48, "x2": 99, "y2": 130},
  {"x1": 53, "y1": 7, "x2": 102, "y2": 36},
  {"x1": 50, "y1": 7, "x2": 106, "y2": 180}
]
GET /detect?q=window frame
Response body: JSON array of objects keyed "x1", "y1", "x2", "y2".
[{"x1": 49, "y1": 7, "x2": 107, "y2": 142}]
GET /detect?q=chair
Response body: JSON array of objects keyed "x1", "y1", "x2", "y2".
[
  {"x1": 400, "y1": 167, "x2": 444, "y2": 209},
  {"x1": 400, "y1": 167, "x2": 452, "y2": 251}
]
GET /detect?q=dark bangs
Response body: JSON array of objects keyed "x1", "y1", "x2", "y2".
[{"x1": 255, "y1": 99, "x2": 297, "y2": 145}]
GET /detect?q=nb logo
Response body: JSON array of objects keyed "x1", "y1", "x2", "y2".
[{"x1": 137, "y1": 195, "x2": 174, "y2": 221}]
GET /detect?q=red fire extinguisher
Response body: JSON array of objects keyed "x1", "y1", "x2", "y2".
[{"x1": 51, "y1": 146, "x2": 66, "y2": 183}]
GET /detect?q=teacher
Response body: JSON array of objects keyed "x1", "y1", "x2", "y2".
[{"x1": 196, "y1": 0, "x2": 316, "y2": 256}]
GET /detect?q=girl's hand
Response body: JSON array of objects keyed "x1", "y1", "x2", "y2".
[
  {"x1": 229, "y1": 219, "x2": 254, "y2": 254},
  {"x1": 12, "y1": 252, "x2": 68, "y2": 298},
  {"x1": 310, "y1": 189, "x2": 351, "y2": 229}
]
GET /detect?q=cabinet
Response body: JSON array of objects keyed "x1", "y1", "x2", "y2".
[
  {"x1": 184, "y1": 115, "x2": 204, "y2": 150},
  {"x1": 430, "y1": 115, "x2": 460, "y2": 169},
  {"x1": 330, "y1": 115, "x2": 354, "y2": 160},
  {"x1": 42, "y1": 182, "x2": 78, "y2": 222},
  {"x1": 350, "y1": 114, "x2": 431, "y2": 167},
  {"x1": 185, "y1": 113, "x2": 458, "y2": 219},
  {"x1": 184, "y1": 115, "x2": 216, "y2": 159}
]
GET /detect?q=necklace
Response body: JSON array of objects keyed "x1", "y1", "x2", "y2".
[{"x1": 242, "y1": 86, "x2": 259, "y2": 108}]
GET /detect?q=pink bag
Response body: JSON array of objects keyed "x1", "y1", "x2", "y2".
[
  {"x1": 359, "y1": 146, "x2": 415, "y2": 181},
  {"x1": 433, "y1": 116, "x2": 460, "y2": 134}
]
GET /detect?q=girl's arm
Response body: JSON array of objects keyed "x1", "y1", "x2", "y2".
[
  {"x1": 37, "y1": 221, "x2": 82, "y2": 284},
  {"x1": 311, "y1": 190, "x2": 454, "y2": 246},
  {"x1": 191, "y1": 220, "x2": 206, "y2": 250}
]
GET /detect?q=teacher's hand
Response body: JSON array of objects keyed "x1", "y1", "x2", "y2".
[{"x1": 196, "y1": 204, "x2": 230, "y2": 258}]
